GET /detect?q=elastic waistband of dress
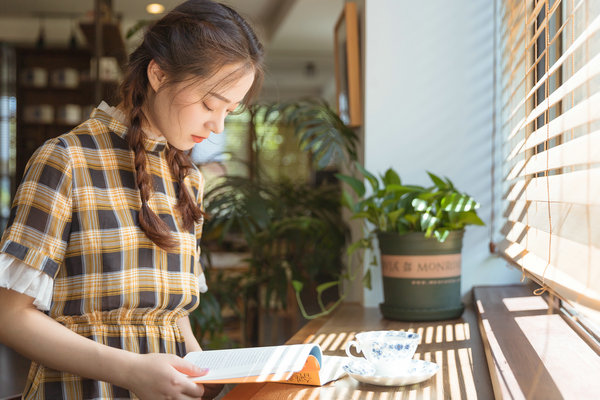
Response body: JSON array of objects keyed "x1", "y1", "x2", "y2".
[{"x1": 54, "y1": 309, "x2": 186, "y2": 327}]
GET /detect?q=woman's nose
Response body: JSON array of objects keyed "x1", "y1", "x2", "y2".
[{"x1": 206, "y1": 115, "x2": 225, "y2": 134}]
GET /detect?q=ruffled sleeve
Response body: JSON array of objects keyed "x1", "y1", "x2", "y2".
[{"x1": 0, "y1": 252, "x2": 54, "y2": 311}]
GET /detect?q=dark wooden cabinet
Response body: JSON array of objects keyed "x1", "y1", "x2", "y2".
[{"x1": 15, "y1": 47, "x2": 119, "y2": 182}]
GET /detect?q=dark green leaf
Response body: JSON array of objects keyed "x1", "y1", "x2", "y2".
[{"x1": 335, "y1": 174, "x2": 366, "y2": 197}]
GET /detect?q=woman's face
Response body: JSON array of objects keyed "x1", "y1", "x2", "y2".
[{"x1": 144, "y1": 61, "x2": 255, "y2": 151}]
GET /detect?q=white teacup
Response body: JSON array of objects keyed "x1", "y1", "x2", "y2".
[{"x1": 345, "y1": 330, "x2": 421, "y2": 376}]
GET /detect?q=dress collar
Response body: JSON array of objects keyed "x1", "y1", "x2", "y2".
[{"x1": 91, "y1": 101, "x2": 168, "y2": 153}]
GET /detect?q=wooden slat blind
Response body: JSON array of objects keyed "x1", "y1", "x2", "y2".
[{"x1": 498, "y1": 0, "x2": 600, "y2": 313}]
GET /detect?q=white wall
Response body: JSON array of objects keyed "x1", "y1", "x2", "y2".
[{"x1": 362, "y1": 0, "x2": 522, "y2": 307}]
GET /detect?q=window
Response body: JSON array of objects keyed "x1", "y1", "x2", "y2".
[
  {"x1": 497, "y1": 0, "x2": 600, "y2": 333},
  {"x1": 192, "y1": 107, "x2": 312, "y2": 191}
]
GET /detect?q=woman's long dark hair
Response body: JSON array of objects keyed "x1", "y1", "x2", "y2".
[{"x1": 119, "y1": 0, "x2": 264, "y2": 250}]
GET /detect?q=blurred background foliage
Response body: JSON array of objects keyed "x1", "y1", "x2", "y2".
[{"x1": 188, "y1": 100, "x2": 358, "y2": 348}]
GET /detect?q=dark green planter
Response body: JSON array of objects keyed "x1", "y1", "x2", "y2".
[{"x1": 377, "y1": 230, "x2": 465, "y2": 321}]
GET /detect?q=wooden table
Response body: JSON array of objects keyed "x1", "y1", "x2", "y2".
[{"x1": 223, "y1": 303, "x2": 494, "y2": 399}]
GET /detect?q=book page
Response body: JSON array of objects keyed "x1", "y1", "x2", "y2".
[
  {"x1": 185, "y1": 344, "x2": 322, "y2": 382},
  {"x1": 319, "y1": 355, "x2": 347, "y2": 384}
]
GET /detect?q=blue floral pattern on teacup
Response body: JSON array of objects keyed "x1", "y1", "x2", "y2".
[
  {"x1": 345, "y1": 330, "x2": 421, "y2": 375},
  {"x1": 354, "y1": 330, "x2": 420, "y2": 362}
]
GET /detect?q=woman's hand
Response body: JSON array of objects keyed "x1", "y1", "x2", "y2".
[{"x1": 126, "y1": 353, "x2": 209, "y2": 400}]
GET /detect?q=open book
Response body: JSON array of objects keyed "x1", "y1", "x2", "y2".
[{"x1": 184, "y1": 343, "x2": 347, "y2": 386}]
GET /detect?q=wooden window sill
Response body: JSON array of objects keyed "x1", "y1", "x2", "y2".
[{"x1": 474, "y1": 284, "x2": 600, "y2": 399}]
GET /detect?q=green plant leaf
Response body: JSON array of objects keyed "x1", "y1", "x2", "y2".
[
  {"x1": 355, "y1": 162, "x2": 380, "y2": 192},
  {"x1": 341, "y1": 190, "x2": 355, "y2": 211},
  {"x1": 362, "y1": 269, "x2": 372, "y2": 290},
  {"x1": 452, "y1": 210, "x2": 486, "y2": 226},
  {"x1": 347, "y1": 238, "x2": 370, "y2": 255},
  {"x1": 385, "y1": 184, "x2": 415, "y2": 194},
  {"x1": 383, "y1": 168, "x2": 401, "y2": 186},
  {"x1": 350, "y1": 211, "x2": 373, "y2": 220},
  {"x1": 335, "y1": 173, "x2": 366, "y2": 197},
  {"x1": 291, "y1": 280, "x2": 304, "y2": 292},
  {"x1": 434, "y1": 228, "x2": 450, "y2": 242},
  {"x1": 427, "y1": 171, "x2": 447, "y2": 189},
  {"x1": 420, "y1": 212, "x2": 438, "y2": 232},
  {"x1": 441, "y1": 193, "x2": 480, "y2": 212},
  {"x1": 388, "y1": 209, "x2": 404, "y2": 228},
  {"x1": 412, "y1": 198, "x2": 430, "y2": 212}
]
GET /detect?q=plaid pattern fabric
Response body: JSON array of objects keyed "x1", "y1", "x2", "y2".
[{"x1": 0, "y1": 107, "x2": 204, "y2": 399}]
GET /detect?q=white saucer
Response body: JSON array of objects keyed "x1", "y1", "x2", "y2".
[{"x1": 342, "y1": 358, "x2": 440, "y2": 386}]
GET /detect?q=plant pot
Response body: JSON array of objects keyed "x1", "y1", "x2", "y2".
[{"x1": 376, "y1": 230, "x2": 465, "y2": 321}]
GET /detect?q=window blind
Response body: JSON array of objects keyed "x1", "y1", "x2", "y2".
[{"x1": 498, "y1": 0, "x2": 600, "y2": 312}]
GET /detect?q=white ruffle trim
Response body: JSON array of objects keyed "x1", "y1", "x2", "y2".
[
  {"x1": 198, "y1": 272, "x2": 208, "y2": 293},
  {"x1": 0, "y1": 253, "x2": 54, "y2": 311}
]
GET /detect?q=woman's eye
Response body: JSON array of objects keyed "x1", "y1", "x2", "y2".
[{"x1": 202, "y1": 102, "x2": 214, "y2": 112}]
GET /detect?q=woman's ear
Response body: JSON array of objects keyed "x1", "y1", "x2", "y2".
[{"x1": 147, "y1": 59, "x2": 166, "y2": 93}]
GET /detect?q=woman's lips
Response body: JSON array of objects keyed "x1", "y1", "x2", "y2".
[{"x1": 192, "y1": 135, "x2": 205, "y2": 143}]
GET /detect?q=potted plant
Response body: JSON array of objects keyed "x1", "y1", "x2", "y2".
[{"x1": 337, "y1": 164, "x2": 485, "y2": 321}]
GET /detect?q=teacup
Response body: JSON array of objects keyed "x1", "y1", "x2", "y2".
[{"x1": 345, "y1": 330, "x2": 420, "y2": 376}]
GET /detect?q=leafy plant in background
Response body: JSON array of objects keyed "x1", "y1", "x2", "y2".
[
  {"x1": 194, "y1": 100, "x2": 358, "y2": 346},
  {"x1": 338, "y1": 164, "x2": 485, "y2": 242},
  {"x1": 263, "y1": 99, "x2": 358, "y2": 169}
]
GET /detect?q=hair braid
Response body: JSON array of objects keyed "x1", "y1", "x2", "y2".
[
  {"x1": 166, "y1": 148, "x2": 204, "y2": 231},
  {"x1": 122, "y1": 61, "x2": 178, "y2": 251}
]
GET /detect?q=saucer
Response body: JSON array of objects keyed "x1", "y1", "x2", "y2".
[{"x1": 342, "y1": 358, "x2": 440, "y2": 386}]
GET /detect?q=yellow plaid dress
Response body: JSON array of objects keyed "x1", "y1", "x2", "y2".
[{"x1": 0, "y1": 107, "x2": 204, "y2": 399}]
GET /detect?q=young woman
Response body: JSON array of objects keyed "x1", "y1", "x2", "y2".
[{"x1": 0, "y1": 1, "x2": 263, "y2": 398}]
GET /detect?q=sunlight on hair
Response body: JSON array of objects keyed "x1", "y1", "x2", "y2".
[{"x1": 503, "y1": 296, "x2": 549, "y2": 312}]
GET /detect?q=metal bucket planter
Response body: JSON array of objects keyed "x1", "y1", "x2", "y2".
[{"x1": 377, "y1": 230, "x2": 465, "y2": 321}]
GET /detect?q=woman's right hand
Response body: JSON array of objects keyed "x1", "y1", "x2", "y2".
[{"x1": 125, "y1": 352, "x2": 209, "y2": 400}]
